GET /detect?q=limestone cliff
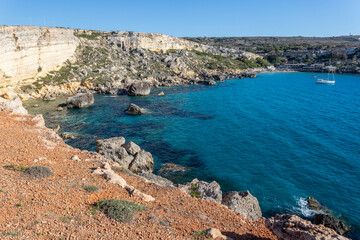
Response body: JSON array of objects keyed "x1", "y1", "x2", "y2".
[
  {"x1": 0, "y1": 26, "x2": 79, "y2": 88},
  {"x1": 0, "y1": 26, "x2": 264, "y2": 98}
]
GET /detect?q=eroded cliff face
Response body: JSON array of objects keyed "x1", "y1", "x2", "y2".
[
  {"x1": 106, "y1": 31, "x2": 198, "y2": 51},
  {"x1": 0, "y1": 26, "x2": 79, "y2": 88},
  {"x1": 106, "y1": 31, "x2": 259, "y2": 59}
]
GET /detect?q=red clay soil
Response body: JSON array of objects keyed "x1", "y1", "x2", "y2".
[{"x1": 0, "y1": 111, "x2": 278, "y2": 240}]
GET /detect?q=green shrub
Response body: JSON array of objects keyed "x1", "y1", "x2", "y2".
[
  {"x1": 24, "y1": 166, "x2": 54, "y2": 179},
  {"x1": 189, "y1": 183, "x2": 202, "y2": 198},
  {"x1": 83, "y1": 185, "x2": 99, "y2": 192},
  {"x1": 194, "y1": 229, "x2": 211, "y2": 239},
  {"x1": 75, "y1": 32, "x2": 101, "y2": 40},
  {"x1": 94, "y1": 199, "x2": 144, "y2": 222},
  {"x1": 4, "y1": 165, "x2": 28, "y2": 172},
  {"x1": 112, "y1": 166, "x2": 135, "y2": 176},
  {"x1": 60, "y1": 216, "x2": 72, "y2": 223},
  {"x1": 37, "y1": 66, "x2": 42, "y2": 72}
]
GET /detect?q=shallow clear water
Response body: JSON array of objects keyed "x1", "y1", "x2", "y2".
[{"x1": 25, "y1": 72, "x2": 360, "y2": 238}]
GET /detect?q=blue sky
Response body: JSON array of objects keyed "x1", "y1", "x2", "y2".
[{"x1": 0, "y1": 0, "x2": 359, "y2": 37}]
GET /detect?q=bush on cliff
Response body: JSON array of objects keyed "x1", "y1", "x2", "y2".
[
  {"x1": 4, "y1": 164, "x2": 28, "y2": 172},
  {"x1": 24, "y1": 166, "x2": 54, "y2": 179},
  {"x1": 94, "y1": 199, "x2": 144, "y2": 222}
]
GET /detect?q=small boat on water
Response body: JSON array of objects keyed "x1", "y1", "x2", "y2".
[{"x1": 315, "y1": 66, "x2": 336, "y2": 85}]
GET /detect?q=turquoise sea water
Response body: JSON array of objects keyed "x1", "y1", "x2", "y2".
[{"x1": 26, "y1": 72, "x2": 360, "y2": 238}]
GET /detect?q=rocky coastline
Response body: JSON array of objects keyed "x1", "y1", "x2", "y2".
[
  {"x1": 0, "y1": 25, "x2": 354, "y2": 239},
  {"x1": 0, "y1": 96, "x2": 353, "y2": 239}
]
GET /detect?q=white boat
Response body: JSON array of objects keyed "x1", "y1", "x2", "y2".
[
  {"x1": 315, "y1": 66, "x2": 336, "y2": 85},
  {"x1": 316, "y1": 79, "x2": 335, "y2": 84}
]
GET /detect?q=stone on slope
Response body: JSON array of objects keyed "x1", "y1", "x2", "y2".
[
  {"x1": 138, "y1": 172, "x2": 174, "y2": 187},
  {"x1": 124, "y1": 103, "x2": 143, "y2": 115},
  {"x1": 0, "y1": 96, "x2": 28, "y2": 114},
  {"x1": 266, "y1": 214, "x2": 349, "y2": 240},
  {"x1": 66, "y1": 92, "x2": 94, "y2": 108},
  {"x1": 181, "y1": 178, "x2": 222, "y2": 203},
  {"x1": 128, "y1": 149, "x2": 154, "y2": 173},
  {"x1": 221, "y1": 191, "x2": 262, "y2": 222},
  {"x1": 127, "y1": 82, "x2": 151, "y2": 96}
]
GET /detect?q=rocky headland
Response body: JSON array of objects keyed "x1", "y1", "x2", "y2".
[{"x1": 0, "y1": 26, "x2": 265, "y2": 101}]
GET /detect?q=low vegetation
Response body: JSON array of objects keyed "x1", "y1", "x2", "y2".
[
  {"x1": 194, "y1": 229, "x2": 211, "y2": 240},
  {"x1": 83, "y1": 185, "x2": 99, "y2": 192},
  {"x1": 24, "y1": 166, "x2": 54, "y2": 179},
  {"x1": 4, "y1": 164, "x2": 28, "y2": 171},
  {"x1": 74, "y1": 32, "x2": 101, "y2": 40},
  {"x1": 94, "y1": 199, "x2": 144, "y2": 223},
  {"x1": 189, "y1": 183, "x2": 202, "y2": 198}
]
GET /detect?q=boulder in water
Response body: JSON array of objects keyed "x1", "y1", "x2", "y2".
[
  {"x1": 307, "y1": 196, "x2": 349, "y2": 235},
  {"x1": 66, "y1": 92, "x2": 94, "y2": 108},
  {"x1": 127, "y1": 82, "x2": 151, "y2": 96},
  {"x1": 124, "y1": 103, "x2": 143, "y2": 115}
]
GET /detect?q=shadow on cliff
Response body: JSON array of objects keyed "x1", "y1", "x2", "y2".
[{"x1": 223, "y1": 232, "x2": 273, "y2": 240}]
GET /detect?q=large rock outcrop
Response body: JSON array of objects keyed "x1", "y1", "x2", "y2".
[
  {"x1": 266, "y1": 214, "x2": 349, "y2": 240},
  {"x1": 96, "y1": 137, "x2": 154, "y2": 173},
  {"x1": 0, "y1": 26, "x2": 79, "y2": 87},
  {"x1": 221, "y1": 191, "x2": 262, "y2": 222}
]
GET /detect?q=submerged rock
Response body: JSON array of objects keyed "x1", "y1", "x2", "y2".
[
  {"x1": 307, "y1": 196, "x2": 329, "y2": 212},
  {"x1": 61, "y1": 133, "x2": 74, "y2": 139},
  {"x1": 266, "y1": 214, "x2": 349, "y2": 240},
  {"x1": 159, "y1": 163, "x2": 189, "y2": 174},
  {"x1": 181, "y1": 178, "x2": 222, "y2": 203},
  {"x1": 127, "y1": 82, "x2": 151, "y2": 96},
  {"x1": 66, "y1": 92, "x2": 94, "y2": 108},
  {"x1": 222, "y1": 191, "x2": 262, "y2": 222},
  {"x1": 43, "y1": 93, "x2": 56, "y2": 101},
  {"x1": 124, "y1": 103, "x2": 143, "y2": 115}
]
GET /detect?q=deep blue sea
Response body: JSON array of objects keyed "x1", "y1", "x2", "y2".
[{"x1": 26, "y1": 72, "x2": 360, "y2": 238}]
